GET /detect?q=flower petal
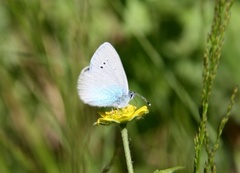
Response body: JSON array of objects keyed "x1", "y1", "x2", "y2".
[{"x1": 94, "y1": 105, "x2": 149, "y2": 126}]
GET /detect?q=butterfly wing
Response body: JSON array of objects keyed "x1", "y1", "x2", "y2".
[{"x1": 77, "y1": 42, "x2": 130, "y2": 108}]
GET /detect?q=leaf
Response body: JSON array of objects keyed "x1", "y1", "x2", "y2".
[{"x1": 153, "y1": 166, "x2": 184, "y2": 173}]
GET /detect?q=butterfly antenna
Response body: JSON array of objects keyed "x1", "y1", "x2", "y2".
[{"x1": 135, "y1": 92, "x2": 151, "y2": 106}]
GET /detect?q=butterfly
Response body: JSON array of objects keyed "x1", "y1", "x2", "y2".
[{"x1": 77, "y1": 42, "x2": 149, "y2": 108}]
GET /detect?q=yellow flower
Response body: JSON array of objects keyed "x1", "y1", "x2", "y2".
[{"x1": 94, "y1": 104, "x2": 149, "y2": 126}]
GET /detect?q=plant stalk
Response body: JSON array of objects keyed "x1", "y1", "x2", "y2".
[{"x1": 121, "y1": 125, "x2": 134, "y2": 173}]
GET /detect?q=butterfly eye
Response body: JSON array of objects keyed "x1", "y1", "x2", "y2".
[{"x1": 129, "y1": 91, "x2": 135, "y2": 99}]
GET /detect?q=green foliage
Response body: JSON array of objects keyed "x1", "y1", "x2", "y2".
[
  {"x1": 153, "y1": 166, "x2": 184, "y2": 173},
  {"x1": 194, "y1": 0, "x2": 238, "y2": 173}
]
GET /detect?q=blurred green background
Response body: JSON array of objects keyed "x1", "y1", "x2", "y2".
[{"x1": 0, "y1": 0, "x2": 240, "y2": 173}]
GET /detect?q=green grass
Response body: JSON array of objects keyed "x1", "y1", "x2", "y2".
[{"x1": 0, "y1": 0, "x2": 240, "y2": 173}]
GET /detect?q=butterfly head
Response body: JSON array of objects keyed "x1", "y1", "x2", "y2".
[
  {"x1": 128, "y1": 91, "x2": 151, "y2": 107},
  {"x1": 129, "y1": 91, "x2": 136, "y2": 100}
]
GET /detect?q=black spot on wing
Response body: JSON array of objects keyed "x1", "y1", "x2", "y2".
[
  {"x1": 100, "y1": 60, "x2": 108, "y2": 69},
  {"x1": 83, "y1": 67, "x2": 90, "y2": 72}
]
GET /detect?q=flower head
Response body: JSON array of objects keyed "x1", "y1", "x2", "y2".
[{"x1": 94, "y1": 104, "x2": 149, "y2": 126}]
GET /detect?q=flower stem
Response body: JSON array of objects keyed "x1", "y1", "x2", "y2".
[{"x1": 120, "y1": 124, "x2": 134, "y2": 173}]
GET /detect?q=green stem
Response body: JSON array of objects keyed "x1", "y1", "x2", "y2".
[{"x1": 121, "y1": 125, "x2": 134, "y2": 173}]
